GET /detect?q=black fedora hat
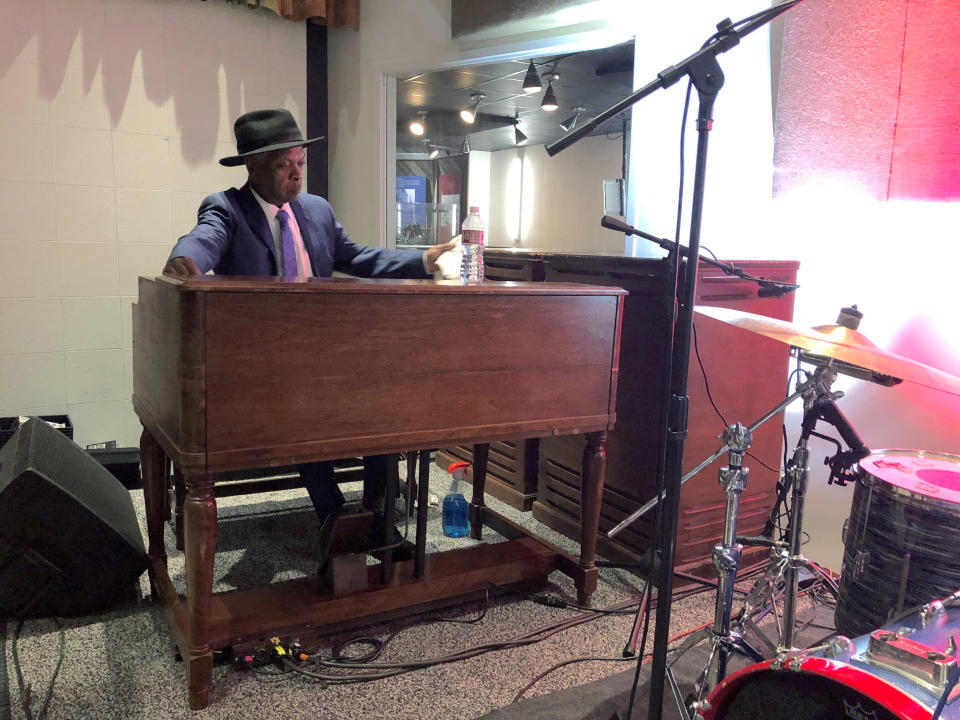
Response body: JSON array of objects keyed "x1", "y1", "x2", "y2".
[{"x1": 219, "y1": 108, "x2": 323, "y2": 167}]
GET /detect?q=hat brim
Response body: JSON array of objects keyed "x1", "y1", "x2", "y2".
[{"x1": 219, "y1": 136, "x2": 324, "y2": 167}]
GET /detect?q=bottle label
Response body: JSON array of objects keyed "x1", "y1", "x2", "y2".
[{"x1": 462, "y1": 228, "x2": 484, "y2": 246}]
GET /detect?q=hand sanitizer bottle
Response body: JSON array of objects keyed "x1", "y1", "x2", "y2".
[{"x1": 442, "y1": 462, "x2": 470, "y2": 538}]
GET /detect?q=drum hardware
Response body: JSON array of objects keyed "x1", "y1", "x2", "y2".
[
  {"x1": 698, "y1": 423, "x2": 767, "y2": 693},
  {"x1": 614, "y1": 361, "x2": 856, "y2": 713},
  {"x1": 774, "y1": 358, "x2": 869, "y2": 652},
  {"x1": 699, "y1": 590, "x2": 960, "y2": 720},
  {"x1": 620, "y1": 304, "x2": 960, "y2": 718}
]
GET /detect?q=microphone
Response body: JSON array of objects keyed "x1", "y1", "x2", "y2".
[
  {"x1": 757, "y1": 280, "x2": 799, "y2": 298},
  {"x1": 599, "y1": 215, "x2": 801, "y2": 298},
  {"x1": 600, "y1": 215, "x2": 637, "y2": 235}
]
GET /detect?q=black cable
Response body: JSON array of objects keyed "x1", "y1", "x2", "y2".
[
  {"x1": 274, "y1": 577, "x2": 718, "y2": 689},
  {"x1": 11, "y1": 618, "x2": 65, "y2": 720},
  {"x1": 436, "y1": 586, "x2": 489, "y2": 624},
  {"x1": 513, "y1": 655, "x2": 637, "y2": 703},
  {"x1": 0, "y1": 620, "x2": 9, "y2": 720},
  {"x1": 693, "y1": 322, "x2": 728, "y2": 428}
]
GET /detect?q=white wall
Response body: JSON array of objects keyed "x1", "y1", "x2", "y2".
[
  {"x1": 625, "y1": 0, "x2": 774, "y2": 257},
  {"x1": 486, "y1": 135, "x2": 623, "y2": 251},
  {"x1": 0, "y1": 0, "x2": 306, "y2": 448}
]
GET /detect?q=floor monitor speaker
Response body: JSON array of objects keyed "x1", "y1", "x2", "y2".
[{"x1": 0, "y1": 417, "x2": 148, "y2": 618}]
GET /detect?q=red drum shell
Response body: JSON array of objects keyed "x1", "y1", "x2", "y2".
[
  {"x1": 699, "y1": 657, "x2": 931, "y2": 720},
  {"x1": 699, "y1": 597, "x2": 960, "y2": 720}
]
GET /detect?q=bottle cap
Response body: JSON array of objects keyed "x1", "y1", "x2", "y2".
[{"x1": 469, "y1": 206, "x2": 480, "y2": 214}]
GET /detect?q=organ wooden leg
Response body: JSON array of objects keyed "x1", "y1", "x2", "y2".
[
  {"x1": 183, "y1": 472, "x2": 217, "y2": 710},
  {"x1": 469, "y1": 443, "x2": 489, "y2": 540},
  {"x1": 139, "y1": 428, "x2": 167, "y2": 594},
  {"x1": 578, "y1": 431, "x2": 607, "y2": 606}
]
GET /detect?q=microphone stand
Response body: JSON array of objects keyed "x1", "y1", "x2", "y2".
[{"x1": 545, "y1": 4, "x2": 803, "y2": 718}]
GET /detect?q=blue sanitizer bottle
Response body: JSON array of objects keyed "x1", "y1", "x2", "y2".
[{"x1": 442, "y1": 462, "x2": 470, "y2": 538}]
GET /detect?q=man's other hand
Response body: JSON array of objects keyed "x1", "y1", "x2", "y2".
[
  {"x1": 424, "y1": 238, "x2": 460, "y2": 273},
  {"x1": 163, "y1": 256, "x2": 201, "y2": 277}
]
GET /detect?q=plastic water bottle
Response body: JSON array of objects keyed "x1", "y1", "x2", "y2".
[
  {"x1": 459, "y1": 206, "x2": 485, "y2": 284},
  {"x1": 442, "y1": 462, "x2": 470, "y2": 538}
]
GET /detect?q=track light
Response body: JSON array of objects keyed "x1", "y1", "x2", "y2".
[
  {"x1": 522, "y1": 60, "x2": 542, "y2": 93},
  {"x1": 462, "y1": 136, "x2": 471, "y2": 154},
  {"x1": 429, "y1": 147, "x2": 440, "y2": 159},
  {"x1": 460, "y1": 93, "x2": 484, "y2": 124},
  {"x1": 409, "y1": 110, "x2": 426, "y2": 136},
  {"x1": 541, "y1": 75, "x2": 559, "y2": 112},
  {"x1": 560, "y1": 107, "x2": 585, "y2": 132},
  {"x1": 514, "y1": 125, "x2": 528, "y2": 146}
]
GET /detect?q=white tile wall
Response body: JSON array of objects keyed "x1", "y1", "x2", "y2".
[
  {"x1": 0, "y1": 0, "x2": 306, "y2": 446},
  {"x1": 0, "y1": 61, "x2": 50, "y2": 125},
  {"x1": 51, "y1": 126, "x2": 114, "y2": 186},
  {"x1": 0, "y1": 181, "x2": 58, "y2": 241},
  {"x1": 54, "y1": 184, "x2": 117, "y2": 243},
  {"x1": 67, "y1": 399, "x2": 130, "y2": 449},
  {"x1": 48, "y1": 66, "x2": 111, "y2": 131},
  {"x1": 0, "y1": 121, "x2": 54, "y2": 183},
  {"x1": 0, "y1": 298, "x2": 62, "y2": 354},
  {"x1": 59, "y1": 243, "x2": 120, "y2": 296},
  {"x1": 116, "y1": 189, "x2": 172, "y2": 245},
  {"x1": 0, "y1": 352, "x2": 67, "y2": 409},
  {"x1": 110, "y1": 73, "x2": 173, "y2": 137},
  {"x1": 0, "y1": 242, "x2": 62, "y2": 297},
  {"x1": 65, "y1": 349, "x2": 125, "y2": 404},
  {"x1": 112, "y1": 132, "x2": 170, "y2": 190},
  {"x1": 60, "y1": 297, "x2": 122, "y2": 351}
]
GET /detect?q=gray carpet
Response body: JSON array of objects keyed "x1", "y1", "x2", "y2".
[{"x1": 2, "y1": 463, "x2": 819, "y2": 720}]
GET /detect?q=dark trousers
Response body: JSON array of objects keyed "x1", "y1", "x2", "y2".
[{"x1": 298, "y1": 454, "x2": 390, "y2": 519}]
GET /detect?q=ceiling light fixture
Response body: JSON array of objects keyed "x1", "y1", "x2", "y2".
[
  {"x1": 541, "y1": 75, "x2": 559, "y2": 112},
  {"x1": 429, "y1": 147, "x2": 440, "y2": 159},
  {"x1": 560, "y1": 106, "x2": 585, "y2": 132},
  {"x1": 462, "y1": 136, "x2": 471, "y2": 154},
  {"x1": 409, "y1": 110, "x2": 427, "y2": 136},
  {"x1": 460, "y1": 93, "x2": 484, "y2": 124},
  {"x1": 522, "y1": 60, "x2": 542, "y2": 93},
  {"x1": 514, "y1": 124, "x2": 528, "y2": 147}
]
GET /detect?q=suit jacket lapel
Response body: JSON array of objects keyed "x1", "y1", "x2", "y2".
[{"x1": 236, "y1": 184, "x2": 278, "y2": 270}]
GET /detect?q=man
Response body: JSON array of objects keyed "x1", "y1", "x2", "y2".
[{"x1": 164, "y1": 108, "x2": 456, "y2": 528}]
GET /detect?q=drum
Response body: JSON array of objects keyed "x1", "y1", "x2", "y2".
[
  {"x1": 699, "y1": 594, "x2": 960, "y2": 720},
  {"x1": 836, "y1": 450, "x2": 960, "y2": 638}
]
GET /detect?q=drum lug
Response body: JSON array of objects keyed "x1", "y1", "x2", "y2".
[
  {"x1": 823, "y1": 635, "x2": 857, "y2": 663},
  {"x1": 692, "y1": 699, "x2": 711, "y2": 716},
  {"x1": 852, "y1": 549, "x2": 869, "y2": 577},
  {"x1": 922, "y1": 600, "x2": 947, "y2": 626}
]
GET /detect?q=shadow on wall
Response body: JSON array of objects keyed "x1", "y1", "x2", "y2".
[{"x1": 0, "y1": 0, "x2": 303, "y2": 165}]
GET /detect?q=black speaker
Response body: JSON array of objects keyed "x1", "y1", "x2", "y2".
[{"x1": 0, "y1": 417, "x2": 148, "y2": 618}]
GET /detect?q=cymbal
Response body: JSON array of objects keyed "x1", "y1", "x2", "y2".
[{"x1": 694, "y1": 305, "x2": 960, "y2": 397}]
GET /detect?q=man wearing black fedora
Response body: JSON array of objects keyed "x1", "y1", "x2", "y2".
[{"x1": 164, "y1": 108, "x2": 456, "y2": 537}]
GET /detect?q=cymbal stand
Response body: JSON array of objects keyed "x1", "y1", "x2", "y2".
[
  {"x1": 774, "y1": 361, "x2": 866, "y2": 651},
  {"x1": 696, "y1": 422, "x2": 766, "y2": 699}
]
